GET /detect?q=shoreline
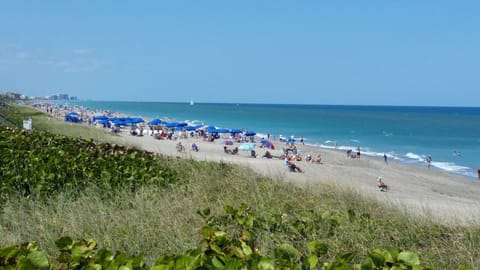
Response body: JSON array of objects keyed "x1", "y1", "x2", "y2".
[
  {"x1": 35, "y1": 103, "x2": 480, "y2": 225},
  {"x1": 62, "y1": 100, "x2": 480, "y2": 179}
]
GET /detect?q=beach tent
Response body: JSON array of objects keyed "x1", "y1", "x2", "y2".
[
  {"x1": 238, "y1": 143, "x2": 256, "y2": 151},
  {"x1": 260, "y1": 139, "x2": 275, "y2": 150}
]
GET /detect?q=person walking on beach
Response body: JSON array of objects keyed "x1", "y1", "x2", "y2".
[
  {"x1": 477, "y1": 166, "x2": 480, "y2": 179},
  {"x1": 426, "y1": 156, "x2": 432, "y2": 168},
  {"x1": 356, "y1": 146, "x2": 361, "y2": 159},
  {"x1": 384, "y1": 153, "x2": 388, "y2": 163}
]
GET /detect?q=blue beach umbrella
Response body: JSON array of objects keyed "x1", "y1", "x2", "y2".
[
  {"x1": 207, "y1": 126, "x2": 218, "y2": 133},
  {"x1": 98, "y1": 120, "x2": 110, "y2": 126},
  {"x1": 165, "y1": 122, "x2": 178, "y2": 128},
  {"x1": 94, "y1": 115, "x2": 108, "y2": 120},
  {"x1": 287, "y1": 137, "x2": 296, "y2": 143},
  {"x1": 130, "y1": 117, "x2": 145, "y2": 123},
  {"x1": 245, "y1": 131, "x2": 256, "y2": 136},
  {"x1": 216, "y1": 128, "x2": 230, "y2": 133},
  {"x1": 148, "y1": 118, "x2": 164, "y2": 125}
]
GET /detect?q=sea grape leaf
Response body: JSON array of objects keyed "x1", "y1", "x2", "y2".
[
  {"x1": 211, "y1": 255, "x2": 225, "y2": 269},
  {"x1": 367, "y1": 250, "x2": 385, "y2": 267},
  {"x1": 26, "y1": 251, "x2": 49, "y2": 270},
  {"x1": 308, "y1": 255, "x2": 319, "y2": 268},
  {"x1": 257, "y1": 258, "x2": 275, "y2": 270},
  {"x1": 307, "y1": 240, "x2": 328, "y2": 256},
  {"x1": 398, "y1": 251, "x2": 420, "y2": 266},
  {"x1": 55, "y1": 236, "x2": 74, "y2": 250}
]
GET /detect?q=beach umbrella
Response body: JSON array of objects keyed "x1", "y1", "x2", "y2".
[
  {"x1": 245, "y1": 131, "x2": 256, "y2": 136},
  {"x1": 287, "y1": 137, "x2": 296, "y2": 143},
  {"x1": 94, "y1": 115, "x2": 108, "y2": 120},
  {"x1": 165, "y1": 122, "x2": 178, "y2": 128},
  {"x1": 148, "y1": 118, "x2": 164, "y2": 125},
  {"x1": 176, "y1": 122, "x2": 188, "y2": 127},
  {"x1": 130, "y1": 117, "x2": 145, "y2": 123},
  {"x1": 222, "y1": 139, "x2": 234, "y2": 145},
  {"x1": 260, "y1": 139, "x2": 275, "y2": 150},
  {"x1": 207, "y1": 127, "x2": 219, "y2": 133},
  {"x1": 216, "y1": 128, "x2": 230, "y2": 133},
  {"x1": 238, "y1": 143, "x2": 256, "y2": 151},
  {"x1": 230, "y1": 129, "x2": 242, "y2": 134},
  {"x1": 185, "y1": 126, "x2": 197, "y2": 131}
]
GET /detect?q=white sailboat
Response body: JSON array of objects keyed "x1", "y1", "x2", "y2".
[{"x1": 190, "y1": 100, "x2": 195, "y2": 106}]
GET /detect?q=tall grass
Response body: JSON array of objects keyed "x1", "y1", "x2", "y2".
[
  {"x1": 1, "y1": 103, "x2": 480, "y2": 268},
  {"x1": 1, "y1": 159, "x2": 479, "y2": 268}
]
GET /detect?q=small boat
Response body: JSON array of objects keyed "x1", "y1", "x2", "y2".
[{"x1": 190, "y1": 100, "x2": 195, "y2": 106}]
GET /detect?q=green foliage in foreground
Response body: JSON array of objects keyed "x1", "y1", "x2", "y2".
[
  {"x1": 0, "y1": 126, "x2": 181, "y2": 201},
  {"x1": 2, "y1": 204, "x2": 470, "y2": 270}
]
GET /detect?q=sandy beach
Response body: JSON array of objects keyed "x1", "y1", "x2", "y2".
[
  {"x1": 108, "y1": 128, "x2": 480, "y2": 226},
  {"x1": 42, "y1": 104, "x2": 480, "y2": 225}
]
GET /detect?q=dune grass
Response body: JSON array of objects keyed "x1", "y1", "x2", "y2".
[{"x1": 1, "y1": 102, "x2": 480, "y2": 268}]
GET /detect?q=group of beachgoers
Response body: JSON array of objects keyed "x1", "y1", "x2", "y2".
[{"x1": 35, "y1": 103, "x2": 427, "y2": 190}]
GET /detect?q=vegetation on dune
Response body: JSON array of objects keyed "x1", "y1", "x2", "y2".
[{"x1": 0, "y1": 102, "x2": 479, "y2": 269}]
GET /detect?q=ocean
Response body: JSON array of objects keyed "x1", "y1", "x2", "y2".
[{"x1": 68, "y1": 101, "x2": 480, "y2": 179}]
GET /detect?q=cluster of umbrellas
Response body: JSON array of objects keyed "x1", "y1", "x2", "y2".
[
  {"x1": 221, "y1": 139, "x2": 274, "y2": 151},
  {"x1": 94, "y1": 115, "x2": 145, "y2": 126}
]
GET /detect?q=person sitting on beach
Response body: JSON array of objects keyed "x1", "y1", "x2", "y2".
[
  {"x1": 176, "y1": 142, "x2": 185, "y2": 152},
  {"x1": 311, "y1": 154, "x2": 322, "y2": 164},
  {"x1": 111, "y1": 125, "x2": 120, "y2": 133},
  {"x1": 232, "y1": 147, "x2": 239, "y2": 155},
  {"x1": 224, "y1": 146, "x2": 232, "y2": 154},
  {"x1": 130, "y1": 126, "x2": 138, "y2": 136},
  {"x1": 250, "y1": 150, "x2": 257, "y2": 158},
  {"x1": 285, "y1": 157, "x2": 303, "y2": 173},
  {"x1": 377, "y1": 177, "x2": 388, "y2": 192},
  {"x1": 305, "y1": 154, "x2": 312, "y2": 162},
  {"x1": 262, "y1": 150, "x2": 273, "y2": 159},
  {"x1": 191, "y1": 143, "x2": 199, "y2": 152}
]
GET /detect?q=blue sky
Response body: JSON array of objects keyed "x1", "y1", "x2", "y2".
[{"x1": 1, "y1": 1, "x2": 479, "y2": 106}]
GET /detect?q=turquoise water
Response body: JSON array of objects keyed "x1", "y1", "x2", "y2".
[{"x1": 69, "y1": 101, "x2": 480, "y2": 179}]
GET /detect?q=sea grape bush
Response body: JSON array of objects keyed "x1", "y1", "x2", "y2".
[
  {"x1": 1, "y1": 205, "x2": 472, "y2": 269},
  {"x1": 0, "y1": 126, "x2": 180, "y2": 201}
]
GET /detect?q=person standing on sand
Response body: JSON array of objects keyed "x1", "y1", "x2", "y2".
[
  {"x1": 356, "y1": 146, "x2": 361, "y2": 159},
  {"x1": 426, "y1": 156, "x2": 432, "y2": 168},
  {"x1": 478, "y1": 166, "x2": 480, "y2": 179},
  {"x1": 384, "y1": 153, "x2": 388, "y2": 163}
]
